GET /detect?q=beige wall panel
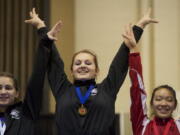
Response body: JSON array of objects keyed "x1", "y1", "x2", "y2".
[{"x1": 154, "y1": 0, "x2": 180, "y2": 91}]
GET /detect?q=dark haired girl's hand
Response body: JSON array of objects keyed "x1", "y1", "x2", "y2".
[
  {"x1": 25, "y1": 8, "x2": 45, "y2": 29},
  {"x1": 47, "y1": 20, "x2": 63, "y2": 41}
]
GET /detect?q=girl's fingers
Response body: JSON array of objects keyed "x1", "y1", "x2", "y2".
[
  {"x1": 125, "y1": 25, "x2": 130, "y2": 35},
  {"x1": 128, "y1": 23, "x2": 133, "y2": 36},
  {"x1": 24, "y1": 20, "x2": 32, "y2": 23},
  {"x1": 150, "y1": 19, "x2": 159, "y2": 23},
  {"x1": 30, "y1": 11, "x2": 33, "y2": 17},
  {"x1": 122, "y1": 33, "x2": 131, "y2": 41},
  {"x1": 32, "y1": 8, "x2": 36, "y2": 14}
]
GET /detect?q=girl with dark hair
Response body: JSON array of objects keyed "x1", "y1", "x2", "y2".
[
  {"x1": 0, "y1": 17, "x2": 49, "y2": 134},
  {"x1": 123, "y1": 20, "x2": 180, "y2": 135},
  {"x1": 25, "y1": 8, "x2": 157, "y2": 135}
]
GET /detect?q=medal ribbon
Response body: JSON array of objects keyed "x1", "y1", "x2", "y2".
[
  {"x1": 75, "y1": 85, "x2": 95, "y2": 104},
  {"x1": 153, "y1": 118, "x2": 173, "y2": 135}
]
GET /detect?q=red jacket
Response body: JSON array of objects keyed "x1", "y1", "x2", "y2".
[{"x1": 129, "y1": 53, "x2": 180, "y2": 135}]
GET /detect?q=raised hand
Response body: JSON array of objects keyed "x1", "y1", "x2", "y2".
[
  {"x1": 47, "y1": 20, "x2": 63, "y2": 41},
  {"x1": 25, "y1": 8, "x2": 45, "y2": 29},
  {"x1": 122, "y1": 24, "x2": 138, "y2": 52},
  {"x1": 136, "y1": 8, "x2": 158, "y2": 29}
]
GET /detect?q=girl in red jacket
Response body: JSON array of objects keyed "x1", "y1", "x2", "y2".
[{"x1": 123, "y1": 15, "x2": 180, "y2": 135}]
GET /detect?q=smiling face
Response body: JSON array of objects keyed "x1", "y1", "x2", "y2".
[
  {"x1": 0, "y1": 76, "x2": 19, "y2": 108},
  {"x1": 151, "y1": 87, "x2": 176, "y2": 119},
  {"x1": 71, "y1": 52, "x2": 98, "y2": 81}
]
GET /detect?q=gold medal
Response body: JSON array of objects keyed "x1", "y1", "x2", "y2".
[
  {"x1": 78, "y1": 104, "x2": 87, "y2": 116},
  {"x1": 75, "y1": 85, "x2": 95, "y2": 116}
]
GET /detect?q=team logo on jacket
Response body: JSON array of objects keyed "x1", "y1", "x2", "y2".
[
  {"x1": 10, "y1": 109, "x2": 20, "y2": 119},
  {"x1": 91, "y1": 88, "x2": 98, "y2": 96}
]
